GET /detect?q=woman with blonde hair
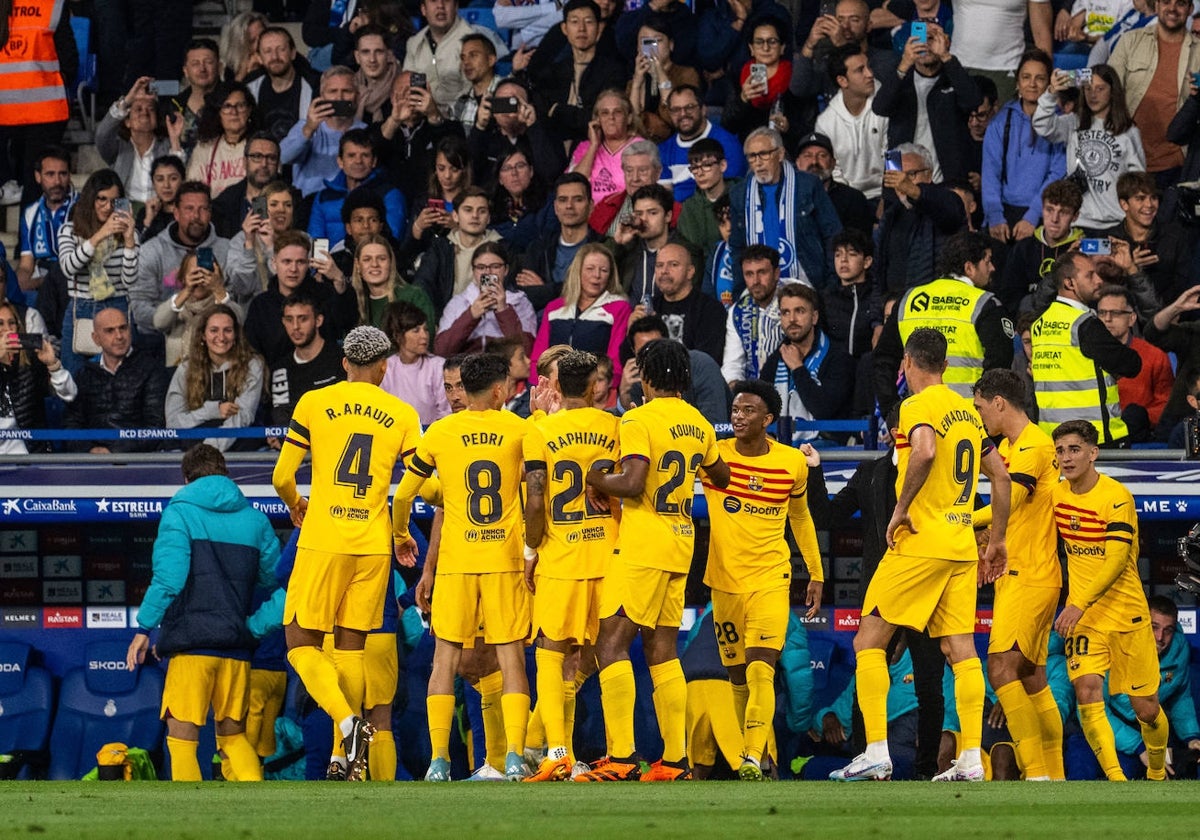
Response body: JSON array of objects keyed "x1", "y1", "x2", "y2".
[
  {"x1": 154, "y1": 252, "x2": 242, "y2": 368},
  {"x1": 219, "y1": 10, "x2": 269, "y2": 82},
  {"x1": 530, "y1": 242, "x2": 630, "y2": 382},
  {"x1": 337, "y1": 234, "x2": 434, "y2": 331},
  {"x1": 166, "y1": 304, "x2": 264, "y2": 452}
]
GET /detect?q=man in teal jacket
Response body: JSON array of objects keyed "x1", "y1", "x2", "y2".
[
  {"x1": 1106, "y1": 597, "x2": 1200, "y2": 778},
  {"x1": 126, "y1": 444, "x2": 281, "y2": 782}
]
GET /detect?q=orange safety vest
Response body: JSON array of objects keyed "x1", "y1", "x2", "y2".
[{"x1": 0, "y1": 0, "x2": 69, "y2": 126}]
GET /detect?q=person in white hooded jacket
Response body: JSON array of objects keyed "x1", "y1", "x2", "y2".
[
  {"x1": 1032, "y1": 64, "x2": 1144, "y2": 232},
  {"x1": 815, "y1": 44, "x2": 889, "y2": 200}
]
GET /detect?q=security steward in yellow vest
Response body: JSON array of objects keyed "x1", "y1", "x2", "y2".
[
  {"x1": 1031, "y1": 252, "x2": 1141, "y2": 446},
  {"x1": 873, "y1": 232, "x2": 1015, "y2": 415}
]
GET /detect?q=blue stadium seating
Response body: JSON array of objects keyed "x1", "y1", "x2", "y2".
[
  {"x1": 47, "y1": 641, "x2": 164, "y2": 780},
  {"x1": 0, "y1": 641, "x2": 54, "y2": 778}
]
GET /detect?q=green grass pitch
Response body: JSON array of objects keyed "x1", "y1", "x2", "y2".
[{"x1": 0, "y1": 781, "x2": 1194, "y2": 839}]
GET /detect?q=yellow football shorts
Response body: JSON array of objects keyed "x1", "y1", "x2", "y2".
[
  {"x1": 863, "y1": 552, "x2": 977, "y2": 637},
  {"x1": 532, "y1": 575, "x2": 602, "y2": 645},
  {"x1": 600, "y1": 558, "x2": 686, "y2": 629},
  {"x1": 432, "y1": 571, "x2": 530, "y2": 645},
  {"x1": 711, "y1": 586, "x2": 790, "y2": 665},
  {"x1": 247, "y1": 668, "x2": 286, "y2": 756},
  {"x1": 162, "y1": 654, "x2": 250, "y2": 726},
  {"x1": 988, "y1": 575, "x2": 1060, "y2": 665},
  {"x1": 1067, "y1": 621, "x2": 1160, "y2": 696},
  {"x1": 284, "y1": 547, "x2": 390, "y2": 633}
]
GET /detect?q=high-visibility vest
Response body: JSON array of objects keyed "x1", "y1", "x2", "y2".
[
  {"x1": 897, "y1": 277, "x2": 990, "y2": 398},
  {"x1": 1031, "y1": 299, "x2": 1127, "y2": 443},
  {"x1": 0, "y1": 0, "x2": 69, "y2": 126}
]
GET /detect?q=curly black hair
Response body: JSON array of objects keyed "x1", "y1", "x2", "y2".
[
  {"x1": 636, "y1": 338, "x2": 690, "y2": 394},
  {"x1": 731, "y1": 379, "x2": 782, "y2": 421}
]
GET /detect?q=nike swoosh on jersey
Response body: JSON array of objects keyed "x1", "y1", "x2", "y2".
[{"x1": 1113, "y1": 502, "x2": 1127, "y2": 508}]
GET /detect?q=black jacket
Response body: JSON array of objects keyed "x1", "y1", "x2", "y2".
[
  {"x1": 467, "y1": 121, "x2": 567, "y2": 187},
  {"x1": 872, "y1": 58, "x2": 982, "y2": 183},
  {"x1": 245, "y1": 276, "x2": 358, "y2": 367},
  {"x1": 533, "y1": 53, "x2": 628, "y2": 144},
  {"x1": 1103, "y1": 220, "x2": 1193, "y2": 306},
  {"x1": 519, "y1": 228, "x2": 605, "y2": 313},
  {"x1": 876, "y1": 183, "x2": 968, "y2": 295},
  {"x1": 827, "y1": 180, "x2": 875, "y2": 238},
  {"x1": 0, "y1": 357, "x2": 55, "y2": 452},
  {"x1": 821, "y1": 281, "x2": 883, "y2": 358},
  {"x1": 211, "y1": 179, "x2": 307, "y2": 241},
  {"x1": 807, "y1": 454, "x2": 897, "y2": 584},
  {"x1": 64, "y1": 351, "x2": 168, "y2": 453},
  {"x1": 759, "y1": 332, "x2": 856, "y2": 424},
  {"x1": 371, "y1": 117, "x2": 464, "y2": 204}
]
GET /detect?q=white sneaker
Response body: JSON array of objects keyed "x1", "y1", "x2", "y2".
[
  {"x1": 0, "y1": 180, "x2": 21, "y2": 206},
  {"x1": 465, "y1": 762, "x2": 506, "y2": 781},
  {"x1": 829, "y1": 752, "x2": 893, "y2": 782},
  {"x1": 569, "y1": 761, "x2": 590, "y2": 780},
  {"x1": 931, "y1": 760, "x2": 985, "y2": 782},
  {"x1": 524, "y1": 746, "x2": 546, "y2": 768}
]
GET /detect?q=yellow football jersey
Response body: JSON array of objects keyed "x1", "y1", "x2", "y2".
[
  {"x1": 523, "y1": 407, "x2": 620, "y2": 580},
  {"x1": 1053, "y1": 473, "x2": 1149, "y2": 632},
  {"x1": 893, "y1": 384, "x2": 991, "y2": 562},
  {"x1": 407, "y1": 409, "x2": 529, "y2": 575},
  {"x1": 617, "y1": 397, "x2": 720, "y2": 574},
  {"x1": 997, "y1": 423, "x2": 1062, "y2": 589},
  {"x1": 276, "y1": 380, "x2": 422, "y2": 555},
  {"x1": 703, "y1": 438, "x2": 823, "y2": 594}
]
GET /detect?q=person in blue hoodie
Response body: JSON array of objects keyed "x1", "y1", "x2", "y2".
[
  {"x1": 1106, "y1": 597, "x2": 1200, "y2": 779},
  {"x1": 125, "y1": 444, "x2": 282, "y2": 782},
  {"x1": 980, "y1": 48, "x2": 1065, "y2": 244},
  {"x1": 307, "y1": 128, "x2": 407, "y2": 247}
]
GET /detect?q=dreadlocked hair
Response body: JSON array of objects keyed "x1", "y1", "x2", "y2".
[{"x1": 636, "y1": 338, "x2": 690, "y2": 394}]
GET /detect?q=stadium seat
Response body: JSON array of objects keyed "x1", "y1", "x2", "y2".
[
  {"x1": 69, "y1": 15, "x2": 100, "y2": 135},
  {"x1": 0, "y1": 641, "x2": 54, "y2": 778},
  {"x1": 48, "y1": 641, "x2": 165, "y2": 780}
]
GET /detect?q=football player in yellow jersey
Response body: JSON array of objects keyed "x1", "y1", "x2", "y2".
[
  {"x1": 971, "y1": 369, "x2": 1065, "y2": 781},
  {"x1": 272, "y1": 326, "x2": 422, "y2": 781},
  {"x1": 832, "y1": 328, "x2": 1012, "y2": 783},
  {"x1": 576, "y1": 339, "x2": 730, "y2": 782},
  {"x1": 522, "y1": 350, "x2": 620, "y2": 782},
  {"x1": 1051, "y1": 419, "x2": 1169, "y2": 781},
  {"x1": 703, "y1": 379, "x2": 824, "y2": 781},
  {"x1": 392, "y1": 353, "x2": 533, "y2": 782}
]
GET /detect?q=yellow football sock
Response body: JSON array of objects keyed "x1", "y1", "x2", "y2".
[
  {"x1": 525, "y1": 699, "x2": 546, "y2": 751},
  {"x1": 427, "y1": 693, "x2": 456, "y2": 761},
  {"x1": 330, "y1": 649, "x2": 366, "y2": 713},
  {"x1": 215, "y1": 733, "x2": 263, "y2": 782},
  {"x1": 855, "y1": 648, "x2": 891, "y2": 745},
  {"x1": 536, "y1": 649, "x2": 567, "y2": 753},
  {"x1": 501, "y1": 692, "x2": 531, "y2": 756},
  {"x1": 1078, "y1": 701, "x2": 1126, "y2": 780},
  {"x1": 166, "y1": 736, "x2": 201, "y2": 782},
  {"x1": 477, "y1": 670, "x2": 506, "y2": 770},
  {"x1": 744, "y1": 660, "x2": 776, "y2": 763},
  {"x1": 369, "y1": 730, "x2": 396, "y2": 781},
  {"x1": 286, "y1": 646, "x2": 354, "y2": 724},
  {"x1": 1140, "y1": 707, "x2": 1169, "y2": 780},
  {"x1": 995, "y1": 681, "x2": 1047, "y2": 778},
  {"x1": 952, "y1": 658, "x2": 985, "y2": 753},
  {"x1": 648, "y1": 660, "x2": 687, "y2": 763},
  {"x1": 563, "y1": 679, "x2": 578, "y2": 762},
  {"x1": 599, "y1": 660, "x2": 637, "y2": 758},
  {"x1": 731, "y1": 681, "x2": 749, "y2": 730},
  {"x1": 1028, "y1": 686, "x2": 1065, "y2": 780}
]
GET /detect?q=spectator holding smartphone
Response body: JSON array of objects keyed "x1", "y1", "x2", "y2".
[
  {"x1": 434, "y1": 242, "x2": 537, "y2": 356},
  {"x1": 57, "y1": 170, "x2": 139, "y2": 376},
  {"x1": 96, "y1": 76, "x2": 186, "y2": 206},
  {"x1": 0, "y1": 300, "x2": 76, "y2": 455},
  {"x1": 154, "y1": 251, "x2": 241, "y2": 367},
  {"x1": 280, "y1": 66, "x2": 365, "y2": 198},
  {"x1": 166, "y1": 303, "x2": 265, "y2": 452}
]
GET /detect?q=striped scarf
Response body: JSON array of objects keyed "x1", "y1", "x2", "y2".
[{"x1": 744, "y1": 163, "x2": 803, "y2": 281}]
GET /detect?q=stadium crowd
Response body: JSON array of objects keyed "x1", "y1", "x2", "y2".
[{"x1": 3, "y1": 0, "x2": 1200, "y2": 785}]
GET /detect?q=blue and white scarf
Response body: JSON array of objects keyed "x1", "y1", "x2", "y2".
[
  {"x1": 774, "y1": 328, "x2": 829, "y2": 443},
  {"x1": 732, "y1": 291, "x2": 782, "y2": 380},
  {"x1": 744, "y1": 164, "x2": 805, "y2": 282},
  {"x1": 29, "y1": 193, "x2": 76, "y2": 261}
]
